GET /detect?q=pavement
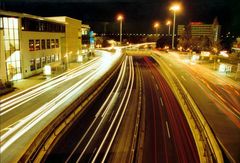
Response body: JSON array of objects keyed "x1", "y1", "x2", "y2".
[{"x1": 0, "y1": 62, "x2": 83, "y2": 100}]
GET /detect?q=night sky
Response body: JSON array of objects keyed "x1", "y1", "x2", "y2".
[{"x1": 1, "y1": 0, "x2": 240, "y2": 35}]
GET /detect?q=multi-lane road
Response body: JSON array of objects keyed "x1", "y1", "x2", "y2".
[
  {"x1": 43, "y1": 56, "x2": 200, "y2": 163},
  {"x1": 2, "y1": 47, "x2": 233, "y2": 162},
  {"x1": 153, "y1": 50, "x2": 240, "y2": 162},
  {"x1": 0, "y1": 50, "x2": 123, "y2": 162}
]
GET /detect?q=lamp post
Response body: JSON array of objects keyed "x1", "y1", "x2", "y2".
[
  {"x1": 170, "y1": 4, "x2": 180, "y2": 49},
  {"x1": 154, "y1": 22, "x2": 160, "y2": 35},
  {"x1": 166, "y1": 20, "x2": 171, "y2": 36},
  {"x1": 117, "y1": 14, "x2": 123, "y2": 46}
]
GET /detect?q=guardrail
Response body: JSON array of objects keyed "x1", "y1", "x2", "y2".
[
  {"x1": 152, "y1": 52, "x2": 223, "y2": 163},
  {"x1": 19, "y1": 55, "x2": 124, "y2": 162}
]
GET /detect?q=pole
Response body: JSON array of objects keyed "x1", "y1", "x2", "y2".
[
  {"x1": 168, "y1": 24, "x2": 171, "y2": 35},
  {"x1": 155, "y1": 28, "x2": 158, "y2": 35},
  {"x1": 172, "y1": 11, "x2": 176, "y2": 49},
  {"x1": 120, "y1": 19, "x2": 122, "y2": 46}
]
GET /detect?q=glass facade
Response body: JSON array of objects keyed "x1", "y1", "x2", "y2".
[{"x1": 1, "y1": 17, "x2": 22, "y2": 81}]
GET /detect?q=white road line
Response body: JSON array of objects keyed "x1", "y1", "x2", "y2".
[
  {"x1": 181, "y1": 75, "x2": 186, "y2": 81},
  {"x1": 165, "y1": 121, "x2": 171, "y2": 139},
  {"x1": 160, "y1": 97, "x2": 164, "y2": 106}
]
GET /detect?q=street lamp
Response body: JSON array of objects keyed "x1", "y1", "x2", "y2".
[
  {"x1": 153, "y1": 22, "x2": 160, "y2": 35},
  {"x1": 170, "y1": 4, "x2": 180, "y2": 49},
  {"x1": 117, "y1": 14, "x2": 124, "y2": 46},
  {"x1": 166, "y1": 20, "x2": 171, "y2": 36}
]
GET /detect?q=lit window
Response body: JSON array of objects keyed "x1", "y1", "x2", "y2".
[
  {"x1": 30, "y1": 59, "x2": 35, "y2": 71},
  {"x1": 42, "y1": 57, "x2": 46, "y2": 66},
  {"x1": 51, "y1": 55, "x2": 55, "y2": 62},
  {"x1": 51, "y1": 39, "x2": 55, "y2": 48},
  {"x1": 46, "y1": 56, "x2": 51, "y2": 63},
  {"x1": 35, "y1": 39, "x2": 40, "y2": 50},
  {"x1": 0, "y1": 18, "x2": 3, "y2": 28},
  {"x1": 36, "y1": 58, "x2": 41, "y2": 69},
  {"x1": 29, "y1": 40, "x2": 34, "y2": 51}
]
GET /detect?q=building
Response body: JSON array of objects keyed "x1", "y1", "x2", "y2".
[
  {"x1": 177, "y1": 21, "x2": 221, "y2": 42},
  {"x1": 0, "y1": 10, "x2": 91, "y2": 83}
]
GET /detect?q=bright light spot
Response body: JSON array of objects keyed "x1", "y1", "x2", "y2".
[
  {"x1": 77, "y1": 55, "x2": 83, "y2": 62},
  {"x1": 219, "y1": 51, "x2": 229, "y2": 57},
  {"x1": 183, "y1": 59, "x2": 190, "y2": 64},
  {"x1": 12, "y1": 73, "x2": 22, "y2": 80},
  {"x1": 170, "y1": 4, "x2": 181, "y2": 11},
  {"x1": 201, "y1": 51, "x2": 210, "y2": 57},
  {"x1": 191, "y1": 55, "x2": 200, "y2": 61},
  {"x1": 43, "y1": 65, "x2": 52, "y2": 75},
  {"x1": 219, "y1": 64, "x2": 226, "y2": 72}
]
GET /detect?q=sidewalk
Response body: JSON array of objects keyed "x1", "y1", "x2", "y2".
[{"x1": 0, "y1": 62, "x2": 82, "y2": 100}]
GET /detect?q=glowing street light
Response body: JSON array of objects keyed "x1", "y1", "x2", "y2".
[
  {"x1": 166, "y1": 20, "x2": 171, "y2": 35},
  {"x1": 117, "y1": 14, "x2": 124, "y2": 46},
  {"x1": 170, "y1": 4, "x2": 180, "y2": 49},
  {"x1": 153, "y1": 22, "x2": 160, "y2": 35}
]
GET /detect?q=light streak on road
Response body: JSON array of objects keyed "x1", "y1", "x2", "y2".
[
  {"x1": 0, "y1": 57, "x2": 102, "y2": 115},
  {"x1": 0, "y1": 50, "x2": 123, "y2": 162},
  {"x1": 64, "y1": 56, "x2": 134, "y2": 163}
]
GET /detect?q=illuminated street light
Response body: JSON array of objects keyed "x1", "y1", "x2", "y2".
[
  {"x1": 153, "y1": 22, "x2": 160, "y2": 35},
  {"x1": 166, "y1": 20, "x2": 171, "y2": 35},
  {"x1": 117, "y1": 14, "x2": 124, "y2": 46},
  {"x1": 170, "y1": 4, "x2": 180, "y2": 49}
]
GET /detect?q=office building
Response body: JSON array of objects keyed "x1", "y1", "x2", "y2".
[
  {"x1": 0, "y1": 10, "x2": 91, "y2": 82},
  {"x1": 177, "y1": 21, "x2": 221, "y2": 42}
]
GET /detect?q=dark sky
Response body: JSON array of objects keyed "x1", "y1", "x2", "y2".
[{"x1": 1, "y1": 0, "x2": 240, "y2": 35}]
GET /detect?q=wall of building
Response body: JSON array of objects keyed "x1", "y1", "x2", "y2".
[
  {"x1": 65, "y1": 17, "x2": 81, "y2": 62},
  {"x1": 0, "y1": 29, "x2": 7, "y2": 83},
  {"x1": 20, "y1": 31, "x2": 64, "y2": 78},
  {"x1": 46, "y1": 16, "x2": 82, "y2": 62}
]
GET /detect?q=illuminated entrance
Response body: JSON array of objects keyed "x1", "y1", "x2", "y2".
[{"x1": 0, "y1": 17, "x2": 21, "y2": 81}]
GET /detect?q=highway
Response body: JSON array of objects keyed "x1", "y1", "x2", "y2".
[
  {"x1": 152, "y1": 50, "x2": 240, "y2": 162},
  {"x1": 43, "y1": 55, "x2": 199, "y2": 163},
  {"x1": 137, "y1": 56, "x2": 199, "y2": 163},
  {"x1": 43, "y1": 56, "x2": 134, "y2": 162},
  {"x1": 0, "y1": 50, "x2": 123, "y2": 162}
]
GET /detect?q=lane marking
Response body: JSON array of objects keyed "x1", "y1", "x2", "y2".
[
  {"x1": 165, "y1": 121, "x2": 171, "y2": 138},
  {"x1": 160, "y1": 97, "x2": 164, "y2": 106},
  {"x1": 181, "y1": 75, "x2": 186, "y2": 81}
]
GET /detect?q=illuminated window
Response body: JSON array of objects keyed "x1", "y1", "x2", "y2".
[
  {"x1": 41, "y1": 39, "x2": 46, "y2": 49},
  {"x1": 51, "y1": 55, "x2": 55, "y2": 62},
  {"x1": 51, "y1": 39, "x2": 55, "y2": 48},
  {"x1": 46, "y1": 56, "x2": 51, "y2": 63},
  {"x1": 35, "y1": 39, "x2": 40, "y2": 50},
  {"x1": 55, "y1": 39, "x2": 59, "y2": 48},
  {"x1": 29, "y1": 40, "x2": 34, "y2": 51},
  {"x1": 42, "y1": 57, "x2": 46, "y2": 66},
  {"x1": 30, "y1": 59, "x2": 35, "y2": 71},
  {"x1": 36, "y1": 58, "x2": 41, "y2": 69},
  {"x1": 0, "y1": 17, "x2": 3, "y2": 28},
  {"x1": 47, "y1": 39, "x2": 50, "y2": 49},
  {"x1": 2, "y1": 17, "x2": 21, "y2": 81},
  {"x1": 55, "y1": 54, "x2": 59, "y2": 61}
]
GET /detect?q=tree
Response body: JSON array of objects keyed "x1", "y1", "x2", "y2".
[{"x1": 177, "y1": 25, "x2": 191, "y2": 50}]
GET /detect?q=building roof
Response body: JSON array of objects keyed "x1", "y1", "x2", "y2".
[{"x1": 0, "y1": 10, "x2": 66, "y2": 24}]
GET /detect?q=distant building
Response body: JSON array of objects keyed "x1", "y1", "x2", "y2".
[
  {"x1": 177, "y1": 20, "x2": 221, "y2": 42},
  {"x1": 232, "y1": 37, "x2": 240, "y2": 55},
  {"x1": 0, "y1": 10, "x2": 91, "y2": 82}
]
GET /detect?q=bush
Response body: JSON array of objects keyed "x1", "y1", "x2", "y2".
[{"x1": 5, "y1": 81, "x2": 13, "y2": 88}]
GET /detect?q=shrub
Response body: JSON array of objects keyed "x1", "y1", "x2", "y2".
[{"x1": 5, "y1": 81, "x2": 13, "y2": 88}]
